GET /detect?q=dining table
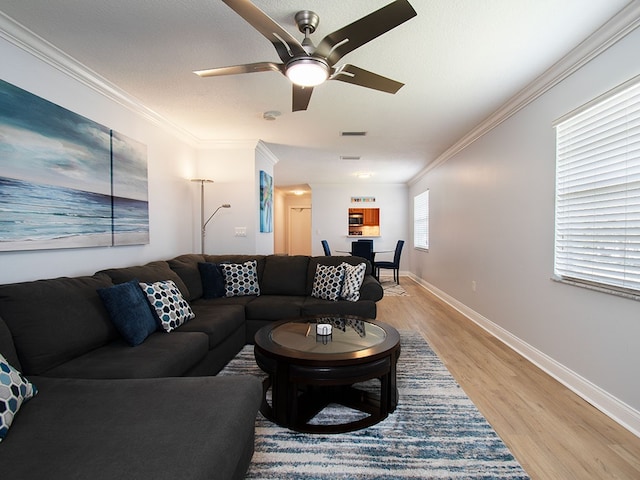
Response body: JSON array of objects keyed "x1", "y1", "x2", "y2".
[{"x1": 336, "y1": 249, "x2": 393, "y2": 262}]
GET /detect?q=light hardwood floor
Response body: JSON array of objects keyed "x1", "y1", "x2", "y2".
[{"x1": 376, "y1": 277, "x2": 640, "y2": 480}]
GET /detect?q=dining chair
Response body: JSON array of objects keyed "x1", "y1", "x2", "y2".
[
  {"x1": 351, "y1": 240, "x2": 374, "y2": 265},
  {"x1": 321, "y1": 240, "x2": 331, "y2": 256},
  {"x1": 375, "y1": 240, "x2": 404, "y2": 284}
]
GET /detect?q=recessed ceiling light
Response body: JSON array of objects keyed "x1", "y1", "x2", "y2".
[{"x1": 357, "y1": 172, "x2": 372, "y2": 179}]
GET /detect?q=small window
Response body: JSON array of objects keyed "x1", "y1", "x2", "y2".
[
  {"x1": 414, "y1": 190, "x2": 429, "y2": 250},
  {"x1": 554, "y1": 75, "x2": 640, "y2": 297}
]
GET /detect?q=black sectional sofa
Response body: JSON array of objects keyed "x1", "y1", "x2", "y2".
[{"x1": 0, "y1": 253, "x2": 382, "y2": 480}]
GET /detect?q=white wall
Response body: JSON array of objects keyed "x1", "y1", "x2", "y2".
[
  {"x1": 273, "y1": 189, "x2": 287, "y2": 254},
  {"x1": 0, "y1": 21, "x2": 277, "y2": 281},
  {"x1": 409, "y1": 25, "x2": 640, "y2": 431},
  {"x1": 193, "y1": 141, "x2": 275, "y2": 255},
  {"x1": 310, "y1": 183, "x2": 408, "y2": 267},
  {"x1": 0, "y1": 35, "x2": 196, "y2": 284}
]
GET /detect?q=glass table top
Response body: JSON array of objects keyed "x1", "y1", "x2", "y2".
[{"x1": 270, "y1": 317, "x2": 386, "y2": 354}]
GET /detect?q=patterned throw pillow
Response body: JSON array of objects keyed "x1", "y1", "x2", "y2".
[
  {"x1": 340, "y1": 262, "x2": 367, "y2": 302},
  {"x1": 220, "y1": 261, "x2": 261, "y2": 297},
  {"x1": 139, "y1": 280, "x2": 195, "y2": 332},
  {"x1": 0, "y1": 353, "x2": 37, "y2": 442},
  {"x1": 311, "y1": 264, "x2": 346, "y2": 301}
]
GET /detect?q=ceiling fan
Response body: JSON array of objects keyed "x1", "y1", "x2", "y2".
[{"x1": 194, "y1": 0, "x2": 417, "y2": 111}]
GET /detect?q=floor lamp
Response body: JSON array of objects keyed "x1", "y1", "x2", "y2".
[{"x1": 191, "y1": 178, "x2": 231, "y2": 254}]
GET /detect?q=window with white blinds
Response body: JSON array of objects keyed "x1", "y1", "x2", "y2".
[
  {"x1": 414, "y1": 190, "x2": 429, "y2": 250},
  {"x1": 554, "y1": 76, "x2": 640, "y2": 297}
]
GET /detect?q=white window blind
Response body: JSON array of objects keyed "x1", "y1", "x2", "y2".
[
  {"x1": 554, "y1": 76, "x2": 640, "y2": 296},
  {"x1": 414, "y1": 190, "x2": 429, "y2": 250}
]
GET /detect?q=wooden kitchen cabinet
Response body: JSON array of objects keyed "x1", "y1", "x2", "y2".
[{"x1": 363, "y1": 208, "x2": 379, "y2": 226}]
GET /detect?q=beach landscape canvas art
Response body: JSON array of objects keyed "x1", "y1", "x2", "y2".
[
  {"x1": 0, "y1": 79, "x2": 149, "y2": 251},
  {"x1": 111, "y1": 131, "x2": 149, "y2": 245}
]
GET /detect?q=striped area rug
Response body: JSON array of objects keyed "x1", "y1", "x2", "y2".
[{"x1": 219, "y1": 330, "x2": 529, "y2": 479}]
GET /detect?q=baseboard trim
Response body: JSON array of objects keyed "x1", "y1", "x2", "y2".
[{"x1": 407, "y1": 273, "x2": 640, "y2": 439}]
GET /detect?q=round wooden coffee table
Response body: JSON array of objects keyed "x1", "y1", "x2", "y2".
[{"x1": 254, "y1": 315, "x2": 400, "y2": 433}]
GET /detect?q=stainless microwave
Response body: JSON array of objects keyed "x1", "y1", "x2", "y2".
[{"x1": 349, "y1": 213, "x2": 364, "y2": 225}]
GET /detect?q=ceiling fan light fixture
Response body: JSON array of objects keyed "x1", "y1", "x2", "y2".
[{"x1": 286, "y1": 57, "x2": 329, "y2": 87}]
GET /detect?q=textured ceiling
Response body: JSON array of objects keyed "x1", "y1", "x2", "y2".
[{"x1": 0, "y1": 0, "x2": 632, "y2": 191}]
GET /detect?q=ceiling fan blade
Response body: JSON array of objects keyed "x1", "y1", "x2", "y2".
[
  {"x1": 315, "y1": 0, "x2": 417, "y2": 66},
  {"x1": 222, "y1": 0, "x2": 306, "y2": 63},
  {"x1": 194, "y1": 62, "x2": 283, "y2": 78},
  {"x1": 292, "y1": 85, "x2": 314, "y2": 112},
  {"x1": 330, "y1": 64, "x2": 404, "y2": 94}
]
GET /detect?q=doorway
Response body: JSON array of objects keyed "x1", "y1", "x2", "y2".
[{"x1": 288, "y1": 207, "x2": 311, "y2": 255}]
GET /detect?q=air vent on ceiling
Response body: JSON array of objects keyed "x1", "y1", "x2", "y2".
[
  {"x1": 340, "y1": 155, "x2": 361, "y2": 161},
  {"x1": 340, "y1": 131, "x2": 367, "y2": 137}
]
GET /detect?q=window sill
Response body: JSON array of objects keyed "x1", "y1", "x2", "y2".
[{"x1": 551, "y1": 275, "x2": 640, "y2": 302}]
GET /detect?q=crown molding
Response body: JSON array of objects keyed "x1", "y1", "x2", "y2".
[
  {"x1": 409, "y1": 1, "x2": 640, "y2": 186},
  {"x1": 192, "y1": 139, "x2": 279, "y2": 166},
  {"x1": 256, "y1": 140, "x2": 279, "y2": 166},
  {"x1": 0, "y1": 12, "x2": 199, "y2": 146},
  {"x1": 195, "y1": 139, "x2": 260, "y2": 150}
]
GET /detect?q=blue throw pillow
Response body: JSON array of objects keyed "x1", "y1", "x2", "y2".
[
  {"x1": 198, "y1": 262, "x2": 226, "y2": 299},
  {"x1": 97, "y1": 279, "x2": 158, "y2": 346}
]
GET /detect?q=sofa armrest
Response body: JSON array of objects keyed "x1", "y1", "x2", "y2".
[{"x1": 359, "y1": 275, "x2": 383, "y2": 302}]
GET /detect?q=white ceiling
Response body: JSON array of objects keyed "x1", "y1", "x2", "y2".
[{"x1": 0, "y1": 0, "x2": 632, "y2": 191}]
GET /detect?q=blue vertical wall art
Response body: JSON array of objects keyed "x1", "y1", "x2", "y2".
[
  {"x1": 0, "y1": 79, "x2": 149, "y2": 251},
  {"x1": 260, "y1": 170, "x2": 273, "y2": 233}
]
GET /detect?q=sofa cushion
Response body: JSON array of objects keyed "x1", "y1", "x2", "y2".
[
  {"x1": 99, "y1": 261, "x2": 192, "y2": 301},
  {"x1": 180, "y1": 304, "x2": 245, "y2": 349},
  {"x1": 221, "y1": 261, "x2": 260, "y2": 297},
  {"x1": 260, "y1": 255, "x2": 309, "y2": 295},
  {"x1": 167, "y1": 254, "x2": 206, "y2": 300},
  {"x1": 0, "y1": 274, "x2": 118, "y2": 375},
  {"x1": 97, "y1": 280, "x2": 158, "y2": 346},
  {"x1": 204, "y1": 254, "x2": 266, "y2": 282},
  {"x1": 140, "y1": 280, "x2": 195, "y2": 332},
  {"x1": 311, "y1": 264, "x2": 345, "y2": 301},
  {"x1": 41, "y1": 332, "x2": 209, "y2": 379},
  {"x1": 0, "y1": 316, "x2": 20, "y2": 371},
  {"x1": 359, "y1": 275, "x2": 384, "y2": 302},
  {"x1": 0, "y1": 353, "x2": 37, "y2": 442},
  {"x1": 0, "y1": 375, "x2": 262, "y2": 480},
  {"x1": 340, "y1": 262, "x2": 367, "y2": 302},
  {"x1": 198, "y1": 262, "x2": 226, "y2": 299},
  {"x1": 244, "y1": 295, "x2": 306, "y2": 320}
]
